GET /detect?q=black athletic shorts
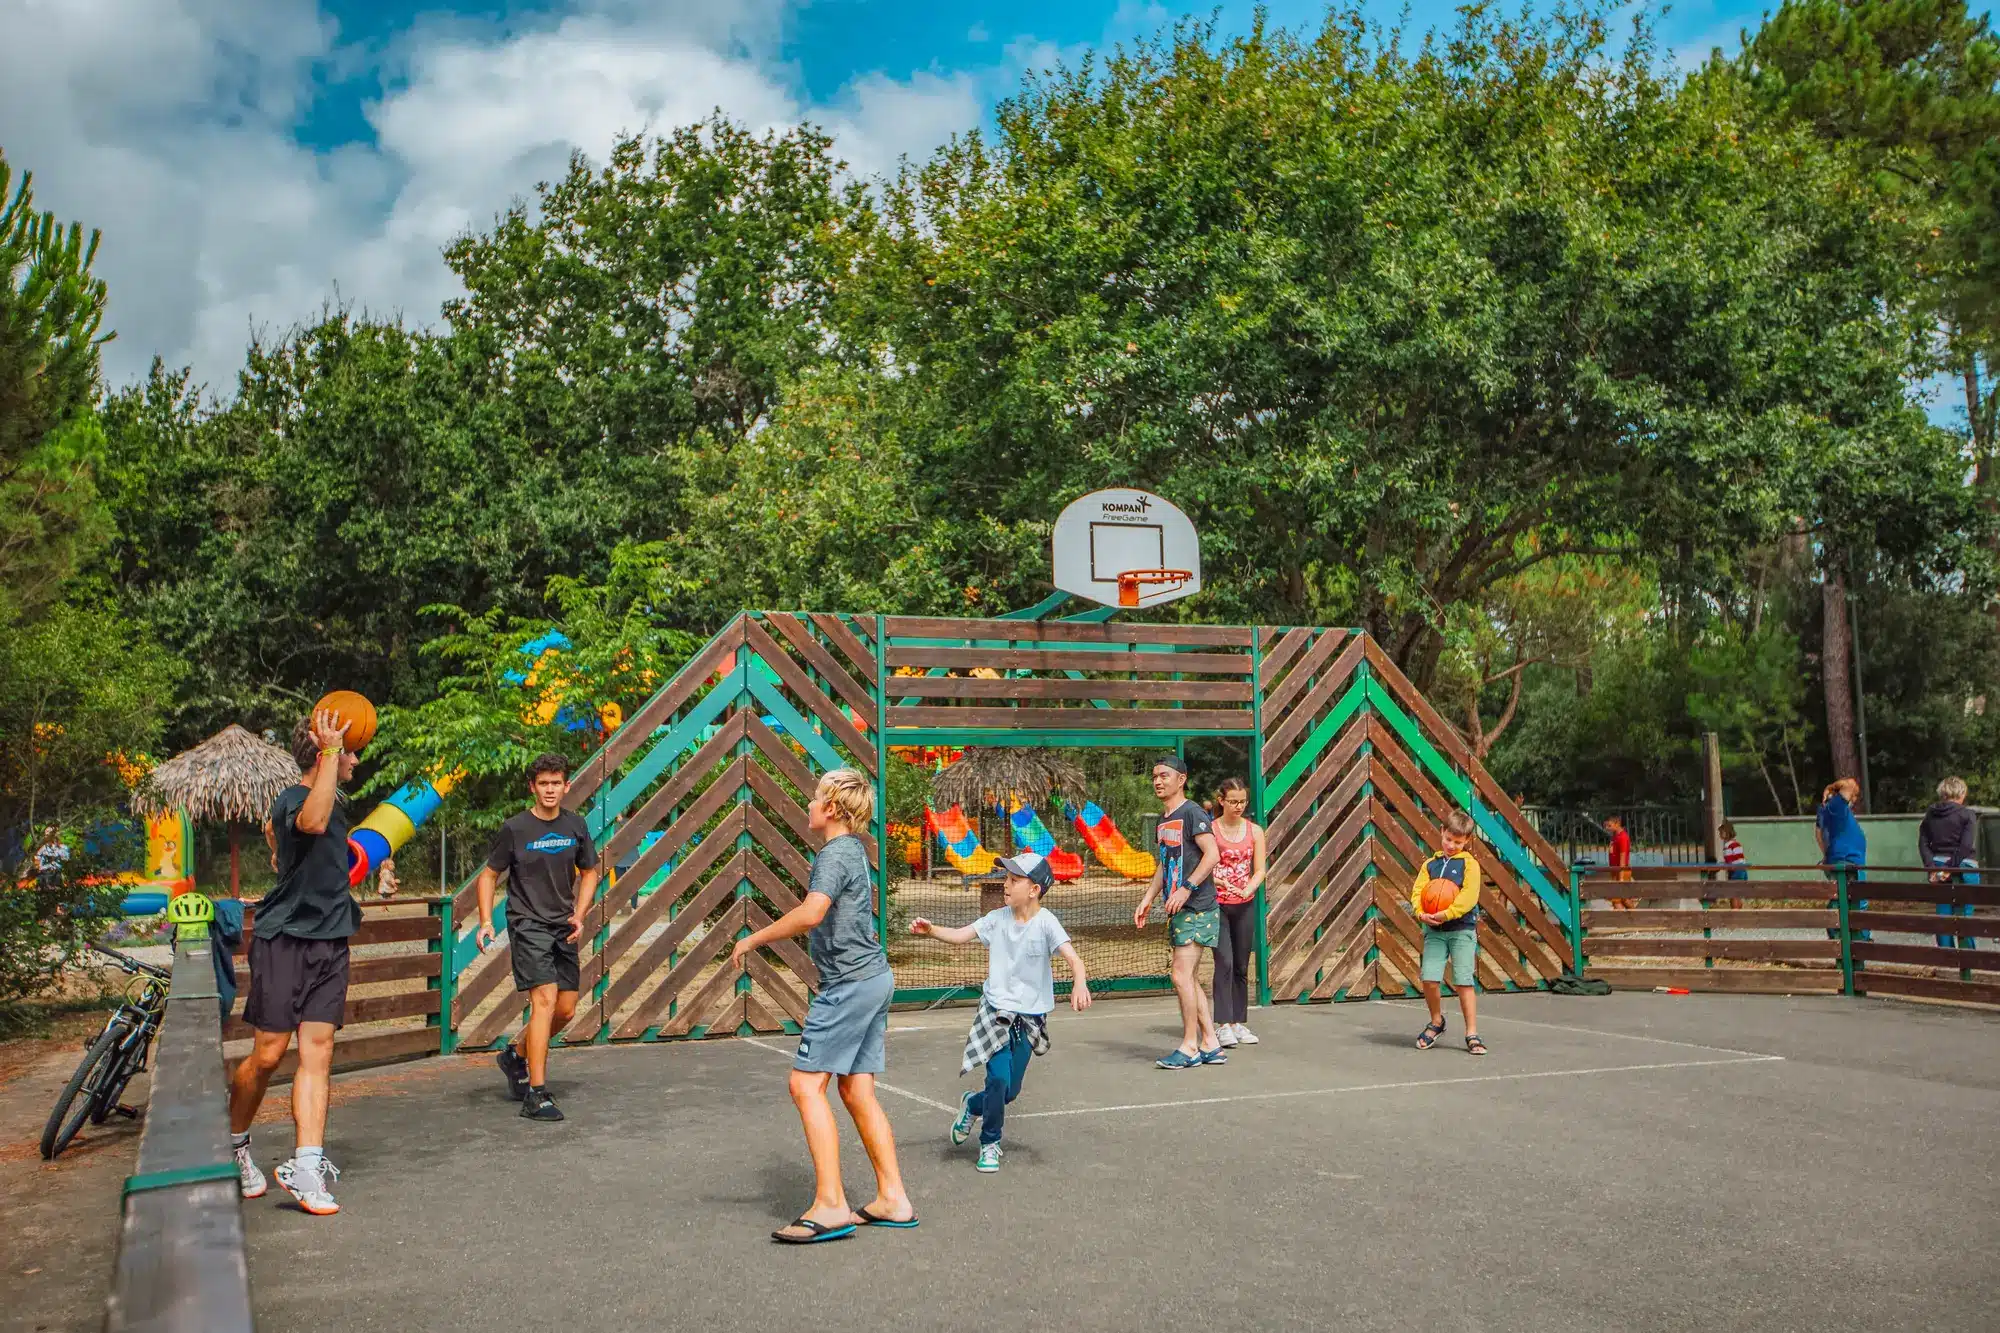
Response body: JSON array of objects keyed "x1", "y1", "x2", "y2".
[
  {"x1": 243, "y1": 934, "x2": 350, "y2": 1032},
  {"x1": 510, "y1": 916, "x2": 580, "y2": 993}
]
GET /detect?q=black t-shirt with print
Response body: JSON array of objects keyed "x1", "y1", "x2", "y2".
[
  {"x1": 487, "y1": 810, "x2": 600, "y2": 927},
  {"x1": 1156, "y1": 798, "x2": 1218, "y2": 913},
  {"x1": 257, "y1": 784, "x2": 361, "y2": 940}
]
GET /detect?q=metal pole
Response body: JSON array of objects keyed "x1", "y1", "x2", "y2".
[
  {"x1": 1836, "y1": 864, "x2": 1855, "y2": 997},
  {"x1": 1847, "y1": 564, "x2": 1873, "y2": 813}
]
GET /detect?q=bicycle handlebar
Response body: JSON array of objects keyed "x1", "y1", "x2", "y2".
[{"x1": 88, "y1": 940, "x2": 171, "y2": 981}]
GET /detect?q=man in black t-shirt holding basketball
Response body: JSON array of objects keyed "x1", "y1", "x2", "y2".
[{"x1": 475, "y1": 753, "x2": 601, "y2": 1121}]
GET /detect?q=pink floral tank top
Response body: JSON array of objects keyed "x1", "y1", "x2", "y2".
[{"x1": 1213, "y1": 820, "x2": 1257, "y2": 905}]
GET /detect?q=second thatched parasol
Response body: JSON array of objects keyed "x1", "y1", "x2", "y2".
[
  {"x1": 132, "y1": 724, "x2": 302, "y2": 896},
  {"x1": 928, "y1": 747, "x2": 1087, "y2": 816}
]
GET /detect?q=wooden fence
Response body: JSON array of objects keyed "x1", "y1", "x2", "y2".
[{"x1": 1575, "y1": 865, "x2": 1999, "y2": 1006}]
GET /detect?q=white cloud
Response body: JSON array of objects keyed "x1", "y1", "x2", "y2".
[{"x1": 0, "y1": 0, "x2": 984, "y2": 389}]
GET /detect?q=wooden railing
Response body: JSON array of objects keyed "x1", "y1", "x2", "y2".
[
  {"x1": 227, "y1": 895, "x2": 450, "y2": 1077},
  {"x1": 1573, "y1": 864, "x2": 1997, "y2": 1006}
]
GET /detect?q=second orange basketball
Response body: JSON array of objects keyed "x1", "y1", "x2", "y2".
[{"x1": 314, "y1": 690, "x2": 377, "y2": 751}]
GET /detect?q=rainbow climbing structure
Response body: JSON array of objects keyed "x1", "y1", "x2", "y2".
[
  {"x1": 925, "y1": 804, "x2": 999, "y2": 876},
  {"x1": 1002, "y1": 799, "x2": 1084, "y2": 881},
  {"x1": 1066, "y1": 800, "x2": 1157, "y2": 880}
]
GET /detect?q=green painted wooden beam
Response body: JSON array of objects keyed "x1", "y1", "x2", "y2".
[{"x1": 1262, "y1": 677, "x2": 1369, "y2": 805}]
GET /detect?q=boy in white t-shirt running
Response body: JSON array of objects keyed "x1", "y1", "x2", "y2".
[{"x1": 910, "y1": 851, "x2": 1091, "y2": 1173}]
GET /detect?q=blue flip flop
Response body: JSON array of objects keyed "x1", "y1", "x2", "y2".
[
  {"x1": 772, "y1": 1216, "x2": 856, "y2": 1244},
  {"x1": 1156, "y1": 1049, "x2": 1199, "y2": 1069},
  {"x1": 855, "y1": 1206, "x2": 920, "y2": 1229}
]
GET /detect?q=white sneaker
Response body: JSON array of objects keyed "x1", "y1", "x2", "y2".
[
  {"x1": 1235, "y1": 1024, "x2": 1260, "y2": 1045},
  {"x1": 975, "y1": 1143, "x2": 1003, "y2": 1173},
  {"x1": 234, "y1": 1141, "x2": 266, "y2": 1199},
  {"x1": 1217, "y1": 1025, "x2": 1239, "y2": 1048},
  {"x1": 274, "y1": 1155, "x2": 341, "y2": 1215}
]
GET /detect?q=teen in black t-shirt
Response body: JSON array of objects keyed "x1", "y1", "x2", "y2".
[
  {"x1": 1132, "y1": 754, "x2": 1224, "y2": 1069},
  {"x1": 230, "y1": 707, "x2": 363, "y2": 1216},
  {"x1": 475, "y1": 753, "x2": 601, "y2": 1121}
]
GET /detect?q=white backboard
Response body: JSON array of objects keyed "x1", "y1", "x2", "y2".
[{"x1": 1052, "y1": 489, "x2": 1202, "y2": 609}]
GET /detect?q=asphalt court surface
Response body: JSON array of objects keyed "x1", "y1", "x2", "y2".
[{"x1": 239, "y1": 991, "x2": 2000, "y2": 1333}]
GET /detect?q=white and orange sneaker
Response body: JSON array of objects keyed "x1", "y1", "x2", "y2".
[
  {"x1": 274, "y1": 1156, "x2": 341, "y2": 1215},
  {"x1": 234, "y1": 1140, "x2": 266, "y2": 1199}
]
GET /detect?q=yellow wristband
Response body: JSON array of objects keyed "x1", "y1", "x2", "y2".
[{"x1": 319, "y1": 745, "x2": 343, "y2": 759}]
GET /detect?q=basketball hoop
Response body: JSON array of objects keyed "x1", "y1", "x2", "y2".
[{"x1": 1116, "y1": 568, "x2": 1193, "y2": 607}]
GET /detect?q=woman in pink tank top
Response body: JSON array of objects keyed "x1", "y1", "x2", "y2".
[{"x1": 1208, "y1": 777, "x2": 1267, "y2": 1047}]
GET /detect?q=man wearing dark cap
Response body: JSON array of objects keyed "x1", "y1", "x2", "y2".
[
  {"x1": 910, "y1": 850, "x2": 1092, "y2": 1173},
  {"x1": 1133, "y1": 754, "x2": 1224, "y2": 1068}
]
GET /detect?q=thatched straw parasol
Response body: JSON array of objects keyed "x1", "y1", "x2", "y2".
[
  {"x1": 929, "y1": 747, "x2": 1086, "y2": 815},
  {"x1": 132, "y1": 724, "x2": 300, "y2": 895}
]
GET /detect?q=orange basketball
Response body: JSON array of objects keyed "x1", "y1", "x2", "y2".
[
  {"x1": 314, "y1": 690, "x2": 377, "y2": 752},
  {"x1": 1420, "y1": 880, "x2": 1459, "y2": 915}
]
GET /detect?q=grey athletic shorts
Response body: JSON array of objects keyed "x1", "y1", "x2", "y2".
[{"x1": 793, "y1": 969, "x2": 894, "y2": 1076}]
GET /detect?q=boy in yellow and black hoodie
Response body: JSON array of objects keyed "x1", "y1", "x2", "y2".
[{"x1": 1411, "y1": 810, "x2": 1486, "y2": 1056}]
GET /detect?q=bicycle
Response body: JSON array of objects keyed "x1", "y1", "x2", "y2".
[{"x1": 39, "y1": 941, "x2": 171, "y2": 1160}]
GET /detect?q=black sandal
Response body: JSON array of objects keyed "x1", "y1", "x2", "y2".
[
  {"x1": 772, "y1": 1216, "x2": 856, "y2": 1244},
  {"x1": 1416, "y1": 1020, "x2": 1446, "y2": 1050},
  {"x1": 1466, "y1": 1034, "x2": 1488, "y2": 1056}
]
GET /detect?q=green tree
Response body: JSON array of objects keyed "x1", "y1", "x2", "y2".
[
  {"x1": 851, "y1": 7, "x2": 1970, "y2": 685},
  {"x1": 0, "y1": 153, "x2": 112, "y2": 624}
]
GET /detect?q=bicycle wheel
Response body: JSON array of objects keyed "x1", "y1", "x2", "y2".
[
  {"x1": 87, "y1": 1029, "x2": 143, "y2": 1125},
  {"x1": 40, "y1": 1018, "x2": 130, "y2": 1159}
]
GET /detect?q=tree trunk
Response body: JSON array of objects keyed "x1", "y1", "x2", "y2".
[{"x1": 1821, "y1": 564, "x2": 1860, "y2": 783}]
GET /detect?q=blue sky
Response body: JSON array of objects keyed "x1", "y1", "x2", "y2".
[{"x1": 4, "y1": 0, "x2": 1958, "y2": 429}]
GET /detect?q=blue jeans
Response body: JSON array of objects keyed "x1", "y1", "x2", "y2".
[
  {"x1": 1933, "y1": 860, "x2": 1981, "y2": 949},
  {"x1": 970, "y1": 1020, "x2": 1035, "y2": 1146}
]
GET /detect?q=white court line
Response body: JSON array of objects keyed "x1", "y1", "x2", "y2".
[
  {"x1": 1449, "y1": 1007, "x2": 1779, "y2": 1059},
  {"x1": 738, "y1": 1037, "x2": 960, "y2": 1113},
  {"x1": 1010, "y1": 1054, "x2": 1784, "y2": 1120}
]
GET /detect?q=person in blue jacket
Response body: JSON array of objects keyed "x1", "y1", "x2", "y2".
[{"x1": 1817, "y1": 778, "x2": 1868, "y2": 939}]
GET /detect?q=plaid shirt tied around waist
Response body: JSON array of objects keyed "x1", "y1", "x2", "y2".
[{"x1": 960, "y1": 998, "x2": 1050, "y2": 1075}]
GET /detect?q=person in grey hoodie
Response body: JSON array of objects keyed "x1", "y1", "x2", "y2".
[{"x1": 1919, "y1": 776, "x2": 1979, "y2": 949}]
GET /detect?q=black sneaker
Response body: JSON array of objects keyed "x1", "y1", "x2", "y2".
[
  {"x1": 496, "y1": 1044, "x2": 528, "y2": 1101},
  {"x1": 520, "y1": 1086, "x2": 565, "y2": 1122}
]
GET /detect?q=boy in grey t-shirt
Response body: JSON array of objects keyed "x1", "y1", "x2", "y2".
[
  {"x1": 731, "y1": 769, "x2": 914, "y2": 1242},
  {"x1": 911, "y1": 851, "x2": 1092, "y2": 1173}
]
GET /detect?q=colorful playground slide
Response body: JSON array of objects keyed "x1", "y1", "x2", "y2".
[
  {"x1": 1002, "y1": 800, "x2": 1084, "y2": 881},
  {"x1": 925, "y1": 804, "x2": 998, "y2": 876},
  {"x1": 1066, "y1": 800, "x2": 1157, "y2": 880}
]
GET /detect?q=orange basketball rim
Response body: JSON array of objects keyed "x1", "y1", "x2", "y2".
[{"x1": 1116, "y1": 568, "x2": 1194, "y2": 607}]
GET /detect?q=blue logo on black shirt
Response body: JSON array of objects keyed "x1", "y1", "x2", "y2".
[{"x1": 528, "y1": 833, "x2": 577, "y2": 854}]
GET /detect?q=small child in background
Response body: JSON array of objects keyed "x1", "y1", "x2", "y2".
[
  {"x1": 1720, "y1": 823, "x2": 1748, "y2": 881},
  {"x1": 1411, "y1": 810, "x2": 1485, "y2": 1056},
  {"x1": 1605, "y1": 814, "x2": 1635, "y2": 910},
  {"x1": 911, "y1": 851, "x2": 1092, "y2": 1174}
]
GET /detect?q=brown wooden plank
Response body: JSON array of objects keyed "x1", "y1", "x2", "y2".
[
  {"x1": 598, "y1": 854, "x2": 749, "y2": 1012},
  {"x1": 1307, "y1": 920, "x2": 1379, "y2": 1000},
  {"x1": 1275, "y1": 884, "x2": 1373, "y2": 998},
  {"x1": 235, "y1": 903, "x2": 437, "y2": 949},
  {"x1": 694, "y1": 994, "x2": 751, "y2": 1039},
  {"x1": 1841, "y1": 882, "x2": 2000, "y2": 907},
  {"x1": 887, "y1": 646, "x2": 1253, "y2": 675},
  {"x1": 1580, "y1": 881, "x2": 1838, "y2": 902},
  {"x1": 1267, "y1": 757, "x2": 1369, "y2": 887},
  {"x1": 564, "y1": 617, "x2": 746, "y2": 808},
  {"x1": 744, "y1": 804, "x2": 814, "y2": 887},
  {"x1": 1476, "y1": 920, "x2": 1537, "y2": 988},
  {"x1": 762, "y1": 611, "x2": 879, "y2": 725},
  {"x1": 1855, "y1": 972, "x2": 2000, "y2": 1007},
  {"x1": 886, "y1": 707, "x2": 1254, "y2": 731},
  {"x1": 656, "y1": 970, "x2": 744, "y2": 1039},
  {"x1": 1373, "y1": 878, "x2": 1425, "y2": 951},
  {"x1": 1584, "y1": 937, "x2": 1841, "y2": 961},
  {"x1": 1373, "y1": 927, "x2": 1423, "y2": 994},
  {"x1": 450, "y1": 944, "x2": 516, "y2": 1026},
  {"x1": 598, "y1": 815, "x2": 744, "y2": 969},
  {"x1": 745, "y1": 712, "x2": 820, "y2": 803},
  {"x1": 1265, "y1": 714, "x2": 1368, "y2": 847},
  {"x1": 883, "y1": 617, "x2": 1253, "y2": 647},
  {"x1": 740, "y1": 991, "x2": 785, "y2": 1034},
  {"x1": 883, "y1": 677, "x2": 1253, "y2": 702},
  {"x1": 598, "y1": 713, "x2": 749, "y2": 862},
  {"x1": 616, "y1": 900, "x2": 747, "y2": 1038},
  {"x1": 644, "y1": 934, "x2": 750, "y2": 1038},
  {"x1": 596, "y1": 770, "x2": 747, "y2": 925},
  {"x1": 1476, "y1": 889, "x2": 1561, "y2": 981},
  {"x1": 1849, "y1": 911, "x2": 2000, "y2": 937},
  {"x1": 1257, "y1": 627, "x2": 1314, "y2": 689},
  {"x1": 1292, "y1": 907, "x2": 1372, "y2": 1000},
  {"x1": 1261, "y1": 628, "x2": 1349, "y2": 724},
  {"x1": 810, "y1": 612, "x2": 879, "y2": 682},
  {"x1": 1582, "y1": 909, "x2": 1837, "y2": 930},
  {"x1": 743, "y1": 618, "x2": 875, "y2": 770},
  {"x1": 1268, "y1": 845, "x2": 1371, "y2": 979},
  {"x1": 1585, "y1": 966, "x2": 1842, "y2": 994},
  {"x1": 1851, "y1": 942, "x2": 2000, "y2": 970},
  {"x1": 744, "y1": 951, "x2": 811, "y2": 1025},
  {"x1": 1263, "y1": 634, "x2": 1366, "y2": 764},
  {"x1": 237, "y1": 952, "x2": 442, "y2": 990},
  {"x1": 343, "y1": 988, "x2": 440, "y2": 1025},
  {"x1": 746, "y1": 762, "x2": 813, "y2": 846},
  {"x1": 1266, "y1": 797, "x2": 1370, "y2": 923}
]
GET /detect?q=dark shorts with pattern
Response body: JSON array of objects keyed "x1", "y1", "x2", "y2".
[
  {"x1": 1170, "y1": 908, "x2": 1221, "y2": 949},
  {"x1": 243, "y1": 934, "x2": 350, "y2": 1032},
  {"x1": 510, "y1": 916, "x2": 581, "y2": 993}
]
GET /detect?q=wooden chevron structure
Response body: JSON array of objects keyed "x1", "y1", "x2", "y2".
[
  {"x1": 1256, "y1": 628, "x2": 1573, "y2": 1002},
  {"x1": 437, "y1": 613, "x2": 1578, "y2": 1052}
]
